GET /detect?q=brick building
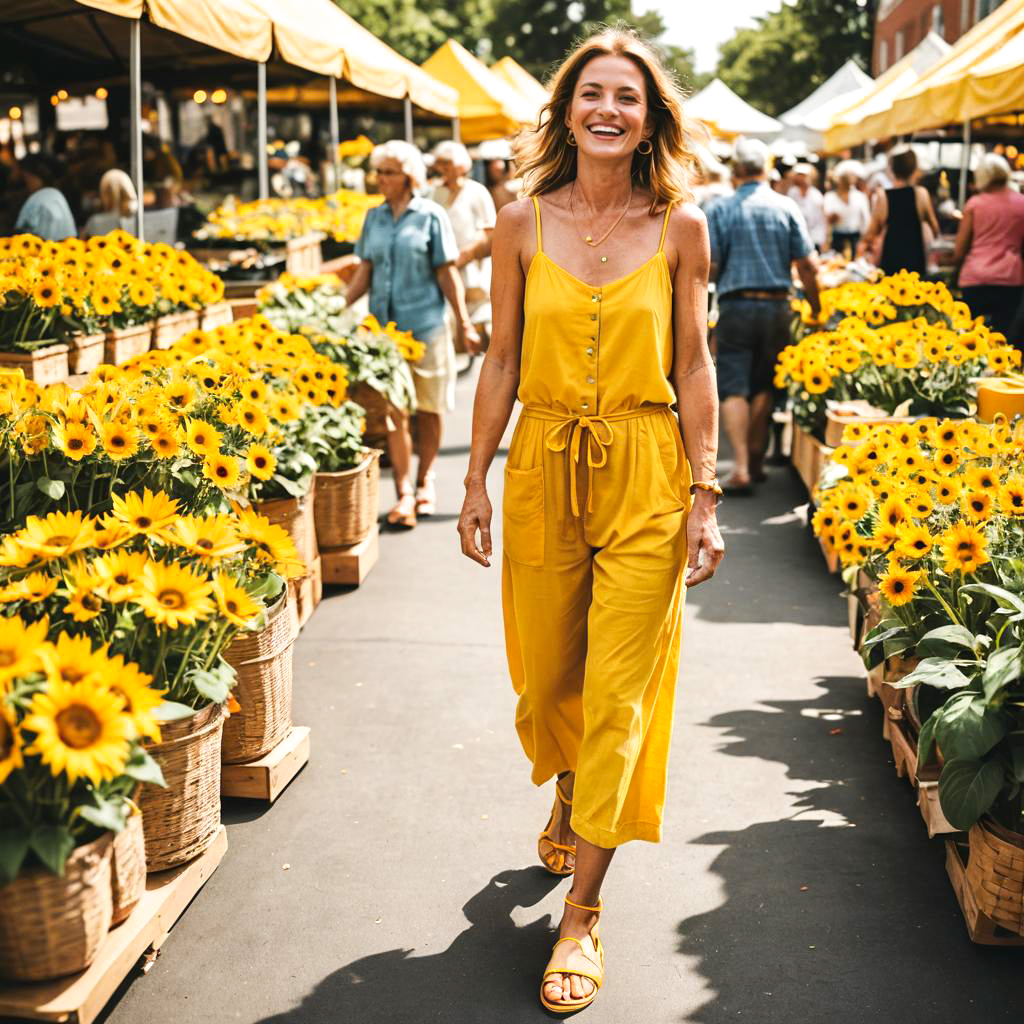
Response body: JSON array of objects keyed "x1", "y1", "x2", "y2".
[{"x1": 874, "y1": 0, "x2": 1006, "y2": 73}]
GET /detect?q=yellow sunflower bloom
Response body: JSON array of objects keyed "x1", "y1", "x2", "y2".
[
  {"x1": 99, "y1": 653, "x2": 164, "y2": 742},
  {"x1": 138, "y1": 560, "x2": 214, "y2": 628},
  {"x1": 111, "y1": 488, "x2": 180, "y2": 536},
  {"x1": 0, "y1": 570, "x2": 58, "y2": 603},
  {"x1": 203, "y1": 452, "x2": 241, "y2": 489},
  {"x1": 91, "y1": 549, "x2": 148, "y2": 602},
  {"x1": 894, "y1": 524, "x2": 934, "y2": 560},
  {"x1": 0, "y1": 703, "x2": 22, "y2": 783},
  {"x1": 32, "y1": 279, "x2": 61, "y2": 308},
  {"x1": 940, "y1": 521, "x2": 989, "y2": 575},
  {"x1": 232, "y1": 505, "x2": 304, "y2": 578},
  {"x1": 962, "y1": 490, "x2": 993, "y2": 522},
  {"x1": 998, "y1": 477, "x2": 1024, "y2": 517},
  {"x1": 236, "y1": 401, "x2": 269, "y2": 435},
  {"x1": 935, "y1": 479, "x2": 962, "y2": 505},
  {"x1": 100, "y1": 421, "x2": 140, "y2": 461},
  {"x1": 54, "y1": 420, "x2": 98, "y2": 461},
  {"x1": 151, "y1": 428, "x2": 182, "y2": 459},
  {"x1": 18, "y1": 510, "x2": 97, "y2": 560},
  {"x1": 212, "y1": 572, "x2": 262, "y2": 628},
  {"x1": 879, "y1": 566, "x2": 921, "y2": 607},
  {"x1": 246, "y1": 443, "x2": 277, "y2": 481},
  {"x1": 169, "y1": 515, "x2": 241, "y2": 560},
  {"x1": 185, "y1": 418, "x2": 223, "y2": 457}
]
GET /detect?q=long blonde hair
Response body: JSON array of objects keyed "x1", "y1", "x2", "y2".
[{"x1": 514, "y1": 27, "x2": 702, "y2": 211}]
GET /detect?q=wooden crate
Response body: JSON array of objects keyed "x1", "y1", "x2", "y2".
[
  {"x1": 321, "y1": 522, "x2": 379, "y2": 587},
  {"x1": 221, "y1": 725, "x2": 310, "y2": 802},
  {"x1": 819, "y1": 535, "x2": 840, "y2": 575},
  {"x1": 918, "y1": 782, "x2": 957, "y2": 838},
  {"x1": 0, "y1": 826, "x2": 227, "y2": 1024},
  {"x1": 790, "y1": 423, "x2": 834, "y2": 496},
  {"x1": 945, "y1": 839, "x2": 1024, "y2": 946}
]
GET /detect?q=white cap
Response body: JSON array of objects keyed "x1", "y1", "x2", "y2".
[
  {"x1": 732, "y1": 137, "x2": 768, "y2": 172},
  {"x1": 474, "y1": 138, "x2": 513, "y2": 160}
]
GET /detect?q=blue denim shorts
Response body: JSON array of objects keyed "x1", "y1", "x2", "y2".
[{"x1": 715, "y1": 298, "x2": 792, "y2": 400}]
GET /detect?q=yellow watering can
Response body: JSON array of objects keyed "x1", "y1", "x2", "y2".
[{"x1": 977, "y1": 377, "x2": 1024, "y2": 423}]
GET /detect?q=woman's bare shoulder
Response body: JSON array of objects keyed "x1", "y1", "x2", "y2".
[
  {"x1": 495, "y1": 197, "x2": 535, "y2": 236},
  {"x1": 666, "y1": 201, "x2": 708, "y2": 244}
]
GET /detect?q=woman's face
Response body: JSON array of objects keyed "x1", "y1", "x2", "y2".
[
  {"x1": 566, "y1": 54, "x2": 650, "y2": 162},
  {"x1": 376, "y1": 157, "x2": 411, "y2": 201},
  {"x1": 433, "y1": 156, "x2": 463, "y2": 188}
]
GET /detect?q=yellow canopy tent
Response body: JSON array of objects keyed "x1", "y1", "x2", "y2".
[
  {"x1": 491, "y1": 56, "x2": 550, "y2": 112},
  {"x1": 823, "y1": 32, "x2": 950, "y2": 151},
  {"x1": 862, "y1": 0, "x2": 1024, "y2": 139},
  {"x1": 423, "y1": 39, "x2": 537, "y2": 142},
  {"x1": 961, "y1": 27, "x2": 1024, "y2": 121}
]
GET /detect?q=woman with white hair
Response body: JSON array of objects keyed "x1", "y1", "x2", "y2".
[
  {"x1": 953, "y1": 152, "x2": 1024, "y2": 341},
  {"x1": 430, "y1": 140, "x2": 497, "y2": 343},
  {"x1": 346, "y1": 140, "x2": 480, "y2": 528},
  {"x1": 823, "y1": 160, "x2": 869, "y2": 255},
  {"x1": 81, "y1": 169, "x2": 139, "y2": 238}
]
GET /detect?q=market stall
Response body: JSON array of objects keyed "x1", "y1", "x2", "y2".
[{"x1": 684, "y1": 78, "x2": 781, "y2": 142}]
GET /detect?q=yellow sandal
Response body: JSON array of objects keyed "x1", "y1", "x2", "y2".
[
  {"x1": 539, "y1": 895, "x2": 605, "y2": 1014},
  {"x1": 538, "y1": 779, "x2": 576, "y2": 876}
]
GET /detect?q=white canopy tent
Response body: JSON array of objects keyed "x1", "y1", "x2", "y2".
[
  {"x1": 685, "y1": 78, "x2": 781, "y2": 141},
  {"x1": 776, "y1": 59, "x2": 874, "y2": 155}
]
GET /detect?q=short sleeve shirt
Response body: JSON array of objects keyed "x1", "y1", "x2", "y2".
[
  {"x1": 15, "y1": 188, "x2": 77, "y2": 241},
  {"x1": 354, "y1": 194, "x2": 459, "y2": 341},
  {"x1": 430, "y1": 179, "x2": 496, "y2": 294},
  {"x1": 707, "y1": 182, "x2": 811, "y2": 296}
]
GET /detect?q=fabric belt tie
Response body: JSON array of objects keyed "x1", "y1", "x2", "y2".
[{"x1": 523, "y1": 404, "x2": 672, "y2": 518}]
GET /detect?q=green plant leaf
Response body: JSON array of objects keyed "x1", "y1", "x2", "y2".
[
  {"x1": 187, "y1": 661, "x2": 235, "y2": 705},
  {"x1": 1010, "y1": 732, "x2": 1024, "y2": 783},
  {"x1": 960, "y1": 583, "x2": 1024, "y2": 620},
  {"x1": 154, "y1": 700, "x2": 197, "y2": 722},
  {"x1": 938, "y1": 758, "x2": 1005, "y2": 831},
  {"x1": 35, "y1": 476, "x2": 65, "y2": 500},
  {"x1": 78, "y1": 793, "x2": 127, "y2": 833},
  {"x1": 0, "y1": 826, "x2": 32, "y2": 885},
  {"x1": 982, "y1": 646, "x2": 1024, "y2": 703},
  {"x1": 934, "y1": 694, "x2": 1008, "y2": 759},
  {"x1": 29, "y1": 825, "x2": 76, "y2": 876},
  {"x1": 916, "y1": 624, "x2": 981, "y2": 659},
  {"x1": 122, "y1": 747, "x2": 166, "y2": 786},
  {"x1": 917, "y1": 713, "x2": 938, "y2": 767},
  {"x1": 890, "y1": 656, "x2": 972, "y2": 691}
]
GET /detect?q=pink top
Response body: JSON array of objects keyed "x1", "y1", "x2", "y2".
[{"x1": 960, "y1": 188, "x2": 1024, "y2": 287}]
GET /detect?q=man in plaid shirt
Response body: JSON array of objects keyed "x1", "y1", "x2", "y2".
[{"x1": 707, "y1": 138, "x2": 821, "y2": 494}]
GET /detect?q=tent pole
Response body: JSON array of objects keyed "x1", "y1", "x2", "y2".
[
  {"x1": 129, "y1": 18, "x2": 143, "y2": 241},
  {"x1": 328, "y1": 76, "x2": 340, "y2": 192},
  {"x1": 404, "y1": 96, "x2": 413, "y2": 144},
  {"x1": 959, "y1": 119, "x2": 971, "y2": 209},
  {"x1": 258, "y1": 61, "x2": 268, "y2": 200},
  {"x1": 452, "y1": 117, "x2": 460, "y2": 142}
]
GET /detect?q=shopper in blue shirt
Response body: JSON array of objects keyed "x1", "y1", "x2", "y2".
[
  {"x1": 14, "y1": 154, "x2": 76, "y2": 241},
  {"x1": 706, "y1": 138, "x2": 821, "y2": 494},
  {"x1": 346, "y1": 141, "x2": 479, "y2": 529}
]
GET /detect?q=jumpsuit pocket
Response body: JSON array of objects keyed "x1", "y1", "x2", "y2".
[
  {"x1": 646, "y1": 424, "x2": 688, "y2": 510},
  {"x1": 503, "y1": 465, "x2": 545, "y2": 566}
]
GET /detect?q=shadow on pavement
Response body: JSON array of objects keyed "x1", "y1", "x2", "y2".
[
  {"x1": 676, "y1": 675, "x2": 1021, "y2": 1024},
  {"x1": 254, "y1": 866, "x2": 563, "y2": 1024}
]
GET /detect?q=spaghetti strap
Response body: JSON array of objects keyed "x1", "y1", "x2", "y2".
[
  {"x1": 532, "y1": 196, "x2": 543, "y2": 253},
  {"x1": 657, "y1": 202, "x2": 674, "y2": 252}
]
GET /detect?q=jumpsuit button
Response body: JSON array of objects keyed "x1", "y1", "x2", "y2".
[
  {"x1": 591, "y1": 295, "x2": 598, "y2": 302},
  {"x1": 586, "y1": 347, "x2": 594, "y2": 356},
  {"x1": 590, "y1": 313, "x2": 597, "y2": 321},
  {"x1": 586, "y1": 376, "x2": 595, "y2": 384},
  {"x1": 581, "y1": 401, "x2": 589, "y2": 410}
]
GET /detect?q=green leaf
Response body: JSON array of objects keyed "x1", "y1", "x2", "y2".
[
  {"x1": 0, "y1": 826, "x2": 31, "y2": 885},
  {"x1": 29, "y1": 825, "x2": 76, "y2": 876},
  {"x1": 916, "y1": 624, "x2": 981, "y2": 660},
  {"x1": 917, "y1": 713, "x2": 938, "y2": 767},
  {"x1": 934, "y1": 694, "x2": 1008, "y2": 760},
  {"x1": 1009, "y1": 733, "x2": 1024, "y2": 783},
  {"x1": 122, "y1": 747, "x2": 166, "y2": 786},
  {"x1": 78, "y1": 793, "x2": 127, "y2": 833},
  {"x1": 982, "y1": 646, "x2": 1024, "y2": 703},
  {"x1": 890, "y1": 656, "x2": 972, "y2": 692},
  {"x1": 154, "y1": 700, "x2": 197, "y2": 722},
  {"x1": 960, "y1": 583, "x2": 1024, "y2": 619},
  {"x1": 938, "y1": 758, "x2": 1005, "y2": 831},
  {"x1": 36, "y1": 476, "x2": 65, "y2": 500},
  {"x1": 187, "y1": 661, "x2": 235, "y2": 705}
]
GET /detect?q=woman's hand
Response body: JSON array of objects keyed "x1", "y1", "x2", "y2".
[
  {"x1": 684, "y1": 491, "x2": 725, "y2": 587},
  {"x1": 456, "y1": 318, "x2": 482, "y2": 354},
  {"x1": 458, "y1": 479, "x2": 493, "y2": 566}
]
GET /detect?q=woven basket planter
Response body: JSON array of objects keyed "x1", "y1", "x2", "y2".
[
  {"x1": 314, "y1": 449, "x2": 381, "y2": 550},
  {"x1": 0, "y1": 832, "x2": 113, "y2": 981},
  {"x1": 68, "y1": 332, "x2": 106, "y2": 375},
  {"x1": 255, "y1": 490, "x2": 318, "y2": 573},
  {"x1": 222, "y1": 594, "x2": 295, "y2": 763},
  {"x1": 139, "y1": 702, "x2": 225, "y2": 872},
  {"x1": 104, "y1": 323, "x2": 152, "y2": 365},
  {"x1": 110, "y1": 807, "x2": 146, "y2": 926},
  {"x1": 151, "y1": 310, "x2": 200, "y2": 350},
  {"x1": 0, "y1": 343, "x2": 70, "y2": 385},
  {"x1": 350, "y1": 383, "x2": 394, "y2": 452},
  {"x1": 966, "y1": 818, "x2": 1024, "y2": 935},
  {"x1": 201, "y1": 301, "x2": 234, "y2": 331}
]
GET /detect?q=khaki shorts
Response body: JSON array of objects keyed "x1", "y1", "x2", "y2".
[{"x1": 412, "y1": 322, "x2": 456, "y2": 414}]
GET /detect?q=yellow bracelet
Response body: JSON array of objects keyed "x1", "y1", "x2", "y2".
[{"x1": 689, "y1": 479, "x2": 724, "y2": 497}]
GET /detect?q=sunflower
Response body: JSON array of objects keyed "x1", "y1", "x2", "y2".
[
  {"x1": 878, "y1": 496, "x2": 910, "y2": 529},
  {"x1": 92, "y1": 517, "x2": 132, "y2": 551},
  {"x1": 23, "y1": 678, "x2": 131, "y2": 786},
  {"x1": 273, "y1": 394, "x2": 301, "y2": 422},
  {"x1": 66, "y1": 585, "x2": 105, "y2": 622},
  {"x1": 0, "y1": 570, "x2": 58, "y2": 603},
  {"x1": 905, "y1": 490, "x2": 933, "y2": 519},
  {"x1": 32, "y1": 279, "x2": 60, "y2": 308},
  {"x1": 203, "y1": 453, "x2": 241, "y2": 489},
  {"x1": 935, "y1": 478, "x2": 963, "y2": 505},
  {"x1": 99, "y1": 654, "x2": 164, "y2": 742},
  {"x1": 935, "y1": 419, "x2": 960, "y2": 448},
  {"x1": 934, "y1": 449, "x2": 959, "y2": 473},
  {"x1": 232, "y1": 505, "x2": 304, "y2": 578},
  {"x1": 967, "y1": 466, "x2": 1001, "y2": 493},
  {"x1": 138, "y1": 560, "x2": 214, "y2": 628},
  {"x1": 170, "y1": 515, "x2": 241, "y2": 560},
  {"x1": 151, "y1": 428, "x2": 181, "y2": 459},
  {"x1": 0, "y1": 702, "x2": 22, "y2": 783},
  {"x1": 101, "y1": 421, "x2": 140, "y2": 461},
  {"x1": 998, "y1": 477, "x2": 1024, "y2": 517},
  {"x1": 872, "y1": 521, "x2": 902, "y2": 550},
  {"x1": 212, "y1": 572, "x2": 262, "y2": 628},
  {"x1": 894, "y1": 524, "x2": 934, "y2": 560},
  {"x1": 54, "y1": 420, "x2": 98, "y2": 461},
  {"x1": 128, "y1": 279, "x2": 156, "y2": 307},
  {"x1": 962, "y1": 491, "x2": 993, "y2": 522},
  {"x1": 879, "y1": 566, "x2": 920, "y2": 607},
  {"x1": 185, "y1": 418, "x2": 222, "y2": 457},
  {"x1": 40, "y1": 632, "x2": 110, "y2": 685},
  {"x1": 804, "y1": 367, "x2": 833, "y2": 394},
  {"x1": 89, "y1": 283, "x2": 121, "y2": 317},
  {"x1": 246, "y1": 443, "x2": 277, "y2": 481},
  {"x1": 165, "y1": 377, "x2": 196, "y2": 413},
  {"x1": 111, "y1": 488, "x2": 180, "y2": 536},
  {"x1": 940, "y1": 521, "x2": 989, "y2": 575},
  {"x1": 92, "y1": 549, "x2": 148, "y2": 602},
  {"x1": 18, "y1": 510, "x2": 97, "y2": 560},
  {"x1": 242, "y1": 379, "x2": 267, "y2": 403},
  {"x1": 0, "y1": 617, "x2": 50, "y2": 683}
]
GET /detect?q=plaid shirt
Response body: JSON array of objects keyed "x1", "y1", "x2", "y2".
[{"x1": 707, "y1": 182, "x2": 811, "y2": 297}]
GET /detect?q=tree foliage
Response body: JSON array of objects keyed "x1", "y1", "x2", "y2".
[{"x1": 717, "y1": 0, "x2": 875, "y2": 117}]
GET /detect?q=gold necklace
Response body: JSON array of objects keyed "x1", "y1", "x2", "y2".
[{"x1": 569, "y1": 181, "x2": 632, "y2": 259}]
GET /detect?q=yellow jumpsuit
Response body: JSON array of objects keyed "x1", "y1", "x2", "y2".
[{"x1": 502, "y1": 197, "x2": 692, "y2": 849}]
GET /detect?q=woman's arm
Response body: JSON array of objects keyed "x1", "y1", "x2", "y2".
[
  {"x1": 344, "y1": 260, "x2": 372, "y2": 305},
  {"x1": 668, "y1": 204, "x2": 724, "y2": 588},
  {"x1": 858, "y1": 190, "x2": 887, "y2": 255},
  {"x1": 917, "y1": 186, "x2": 940, "y2": 236},
  {"x1": 457, "y1": 201, "x2": 529, "y2": 566},
  {"x1": 436, "y1": 263, "x2": 480, "y2": 352},
  {"x1": 952, "y1": 203, "x2": 974, "y2": 269}
]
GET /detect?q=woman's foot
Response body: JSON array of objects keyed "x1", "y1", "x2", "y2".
[
  {"x1": 415, "y1": 473, "x2": 437, "y2": 516},
  {"x1": 386, "y1": 492, "x2": 417, "y2": 529},
  {"x1": 539, "y1": 775, "x2": 577, "y2": 874},
  {"x1": 541, "y1": 895, "x2": 604, "y2": 1010}
]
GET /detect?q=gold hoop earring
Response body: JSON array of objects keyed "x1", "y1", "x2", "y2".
[
  {"x1": 567, "y1": 131, "x2": 577, "y2": 147},
  {"x1": 637, "y1": 138, "x2": 653, "y2": 156}
]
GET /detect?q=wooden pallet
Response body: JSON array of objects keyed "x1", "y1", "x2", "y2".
[
  {"x1": 945, "y1": 839, "x2": 1024, "y2": 946},
  {"x1": 221, "y1": 726, "x2": 310, "y2": 802},
  {"x1": 0, "y1": 826, "x2": 228, "y2": 1024},
  {"x1": 321, "y1": 522, "x2": 379, "y2": 586}
]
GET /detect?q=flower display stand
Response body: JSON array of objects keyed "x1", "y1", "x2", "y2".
[
  {"x1": 944, "y1": 838, "x2": 1024, "y2": 946},
  {"x1": 0, "y1": 826, "x2": 227, "y2": 1024},
  {"x1": 790, "y1": 423, "x2": 834, "y2": 497},
  {"x1": 321, "y1": 521, "x2": 379, "y2": 587},
  {"x1": 221, "y1": 725, "x2": 311, "y2": 802}
]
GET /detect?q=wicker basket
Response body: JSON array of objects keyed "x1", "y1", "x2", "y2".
[
  {"x1": 255, "y1": 490, "x2": 318, "y2": 572},
  {"x1": 139, "y1": 702, "x2": 225, "y2": 872},
  {"x1": 110, "y1": 807, "x2": 146, "y2": 926},
  {"x1": 314, "y1": 450, "x2": 381, "y2": 550},
  {"x1": 104, "y1": 323, "x2": 152, "y2": 365},
  {"x1": 151, "y1": 310, "x2": 200, "y2": 350},
  {"x1": 0, "y1": 343, "x2": 70, "y2": 385},
  {"x1": 350, "y1": 383, "x2": 394, "y2": 451},
  {"x1": 0, "y1": 832, "x2": 113, "y2": 981},
  {"x1": 201, "y1": 301, "x2": 234, "y2": 331},
  {"x1": 966, "y1": 818, "x2": 1024, "y2": 935},
  {"x1": 68, "y1": 332, "x2": 106, "y2": 375},
  {"x1": 222, "y1": 594, "x2": 295, "y2": 763}
]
